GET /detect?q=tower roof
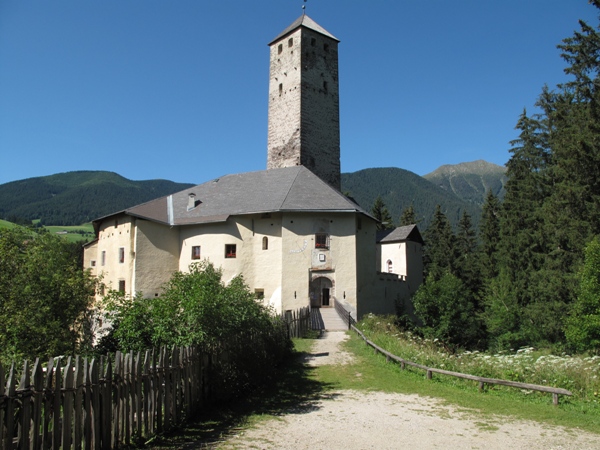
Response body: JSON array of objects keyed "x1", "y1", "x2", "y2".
[{"x1": 269, "y1": 14, "x2": 339, "y2": 45}]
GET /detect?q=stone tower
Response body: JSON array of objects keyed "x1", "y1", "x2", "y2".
[{"x1": 267, "y1": 14, "x2": 341, "y2": 190}]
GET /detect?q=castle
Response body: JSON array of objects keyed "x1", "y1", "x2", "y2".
[{"x1": 83, "y1": 14, "x2": 423, "y2": 319}]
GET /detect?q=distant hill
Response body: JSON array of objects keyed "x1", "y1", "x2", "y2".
[
  {"x1": 341, "y1": 167, "x2": 482, "y2": 230},
  {"x1": 1, "y1": 163, "x2": 504, "y2": 230},
  {"x1": 0, "y1": 171, "x2": 194, "y2": 226},
  {"x1": 423, "y1": 160, "x2": 507, "y2": 207}
]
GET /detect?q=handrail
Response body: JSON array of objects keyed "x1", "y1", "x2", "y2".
[
  {"x1": 350, "y1": 325, "x2": 572, "y2": 406},
  {"x1": 333, "y1": 298, "x2": 355, "y2": 330}
]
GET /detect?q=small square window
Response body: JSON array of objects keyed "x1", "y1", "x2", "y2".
[
  {"x1": 118, "y1": 280, "x2": 125, "y2": 293},
  {"x1": 255, "y1": 289, "x2": 264, "y2": 300},
  {"x1": 91, "y1": 260, "x2": 96, "y2": 267},
  {"x1": 225, "y1": 244, "x2": 237, "y2": 258},
  {"x1": 315, "y1": 233, "x2": 329, "y2": 249},
  {"x1": 191, "y1": 245, "x2": 201, "y2": 260},
  {"x1": 319, "y1": 254, "x2": 326, "y2": 262},
  {"x1": 119, "y1": 247, "x2": 125, "y2": 263}
]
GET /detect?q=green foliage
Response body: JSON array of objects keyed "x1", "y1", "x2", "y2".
[
  {"x1": 0, "y1": 171, "x2": 194, "y2": 226},
  {"x1": 423, "y1": 205, "x2": 456, "y2": 280},
  {"x1": 399, "y1": 204, "x2": 418, "y2": 226},
  {"x1": 479, "y1": 190, "x2": 501, "y2": 279},
  {"x1": 371, "y1": 195, "x2": 393, "y2": 230},
  {"x1": 0, "y1": 227, "x2": 96, "y2": 363},
  {"x1": 101, "y1": 261, "x2": 292, "y2": 398},
  {"x1": 565, "y1": 236, "x2": 600, "y2": 353},
  {"x1": 412, "y1": 272, "x2": 482, "y2": 351}
]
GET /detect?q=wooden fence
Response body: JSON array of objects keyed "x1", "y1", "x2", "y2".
[
  {"x1": 281, "y1": 306, "x2": 311, "y2": 338},
  {"x1": 351, "y1": 326, "x2": 573, "y2": 406},
  {"x1": 0, "y1": 346, "x2": 210, "y2": 449}
]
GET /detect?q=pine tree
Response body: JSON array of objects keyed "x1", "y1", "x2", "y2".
[
  {"x1": 371, "y1": 196, "x2": 394, "y2": 231},
  {"x1": 423, "y1": 205, "x2": 455, "y2": 280},
  {"x1": 479, "y1": 190, "x2": 501, "y2": 279},
  {"x1": 455, "y1": 211, "x2": 482, "y2": 298},
  {"x1": 399, "y1": 204, "x2": 418, "y2": 226}
]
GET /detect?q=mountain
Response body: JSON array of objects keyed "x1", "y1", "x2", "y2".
[
  {"x1": 341, "y1": 167, "x2": 483, "y2": 230},
  {"x1": 423, "y1": 160, "x2": 507, "y2": 206},
  {"x1": 0, "y1": 171, "x2": 194, "y2": 226}
]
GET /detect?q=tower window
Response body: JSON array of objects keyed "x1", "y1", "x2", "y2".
[
  {"x1": 262, "y1": 236, "x2": 269, "y2": 250},
  {"x1": 324, "y1": 43, "x2": 329, "y2": 52},
  {"x1": 311, "y1": 37, "x2": 316, "y2": 46},
  {"x1": 288, "y1": 37, "x2": 293, "y2": 47},
  {"x1": 119, "y1": 247, "x2": 125, "y2": 263},
  {"x1": 191, "y1": 245, "x2": 201, "y2": 260},
  {"x1": 387, "y1": 260, "x2": 393, "y2": 273},
  {"x1": 279, "y1": 83, "x2": 283, "y2": 96},
  {"x1": 315, "y1": 233, "x2": 329, "y2": 249},
  {"x1": 323, "y1": 81, "x2": 328, "y2": 93},
  {"x1": 278, "y1": 43, "x2": 283, "y2": 54}
]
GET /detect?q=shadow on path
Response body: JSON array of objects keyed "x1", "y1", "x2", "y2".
[{"x1": 149, "y1": 349, "x2": 337, "y2": 449}]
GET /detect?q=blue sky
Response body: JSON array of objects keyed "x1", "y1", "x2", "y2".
[{"x1": 0, "y1": 1, "x2": 596, "y2": 186}]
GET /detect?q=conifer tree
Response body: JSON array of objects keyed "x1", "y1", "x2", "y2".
[
  {"x1": 371, "y1": 196, "x2": 394, "y2": 231},
  {"x1": 479, "y1": 190, "x2": 501, "y2": 279},
  {"x1": 399, "y1": 204, "x2": 418, "y2": 226},
  {"x1": 423, "y1": 205, "x2": 455, "y2": 280}
]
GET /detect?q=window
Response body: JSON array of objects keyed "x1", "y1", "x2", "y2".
[
  {"x1": 91, "y1": 260, "x2": 96, "y2": 267},
  {"x1": 288, "y1": 37, "x2": 293, "y2": 47},
  {"x1": 278, "y1": 43, "x2": 283, "y2": 54},
  {"x1": 324, "y1": 43, "x2": 329, "y2": 52},
  {"x1": 323, "y1": 81, "x2": 328, "y2": 93},
  {"x1": 262, "y1": 236, "x2": 268, "y2": 250},
  {"x1": 315, "y1": 233, "x2": 329, "y2": 249},
  {"x1": 255, "y1": 289, "x2": 264, "y2": 300},
  {"x1": 118, "y1": 280, "x2": 125, "y2": 293},
  {"x1": 191, "y1": 245, "x2": 201, "y2": 260},
  {"x1": 387, "y1": 260, "x2": 393, "y2": 273},
  {"x1": 101, "y1": 251, "x2": 106, "y2": 266},
  {"x1": 119, "y1": 247, "x2": 125, "y2": 263},
  {"x1": 225, "y1": 244, "x2": 236, "y2": 258},
  {"x1": 311, "y1": 37, "x2": 316, "y2": 47},
  {"x1": 279, "y1": 83, "x2": 283, "y2": 96}
]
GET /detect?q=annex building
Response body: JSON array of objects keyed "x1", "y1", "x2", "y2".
[{"x1": 83, "y1": 14, "x2": 423, "y2": 319}]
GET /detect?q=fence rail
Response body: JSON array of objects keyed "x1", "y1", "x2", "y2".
[
  {"x1": 350, "y1": 326, "x2": 572, "y2": 406},
  {"x1": 333, "y1": 298, "x2": 355, "y2": 330}
]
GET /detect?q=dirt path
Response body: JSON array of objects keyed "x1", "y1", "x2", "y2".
[{"x1": 218, "y1": 332, "x2": 600, "y2": 450}]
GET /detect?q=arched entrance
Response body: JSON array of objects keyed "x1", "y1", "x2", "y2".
[{"x1": 310, "y1": 276, "x2": 333, "y2": 308}]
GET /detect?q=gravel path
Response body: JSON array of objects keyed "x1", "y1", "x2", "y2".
[{"x1": 218, "y1": 332, "x2": 600, "y2": 450}]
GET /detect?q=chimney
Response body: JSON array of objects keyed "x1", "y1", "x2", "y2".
[{"x1": 187, "y1": 193, "x2": 196, "y2": 211}]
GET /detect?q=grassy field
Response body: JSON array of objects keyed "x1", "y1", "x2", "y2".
[
  {"x1": 44, "y1": 223, "x2": 95, "y2": 242},
  {"x1": 148, "y1": 327, "x2": 599, "y2": 448},
  {"x1": 0, "y1": 220, "x2": 95, "y2": 242}
]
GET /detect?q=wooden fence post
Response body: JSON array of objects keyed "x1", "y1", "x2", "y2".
[
  {"x1": 62, "y1": 357, "x2": 74, "y2": 449},
  {"x1": 73, "y1": 356, "x2": 83, "y2": 450},
  {"x1": 0, "y1": 362, "x2": 5, "y2": 450},
  {"x1": 5, "y1": 364, "x2": 16, "y2": 450}
]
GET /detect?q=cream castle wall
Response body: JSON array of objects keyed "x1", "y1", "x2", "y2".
[
  {"x1": 132, "y1": 219, "x2": 179, "y2": 297},
  {"x1": 94, "y1": 214, "x2": 134, "y2": 295}
]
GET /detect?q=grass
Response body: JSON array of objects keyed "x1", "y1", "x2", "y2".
[
  {"x1": 0, "y1": 219, "x2": 16, "y2": 229},
  {"x1": 147, "y1": 328, "x2": 599, "y2": 448},
  {"x1": 44, "y1": 223, "x2": 95, "y2": 242}
]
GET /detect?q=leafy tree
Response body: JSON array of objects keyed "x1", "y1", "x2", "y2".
[
  {"x1": 565, "y1": 236, "x2": 600, "y2": 353},
  {"x1": 0, "y1": 227, "x2": 96, "y2": 363},
  {"x1": 399, "y1": 204, "x2": 418, "y2": 226},
  {"x1": 371, "y1": 196, "x2": 394, "y2": 231},
  {"x1": 413, "y1": 272, "x2": 482, "y2": 351}
]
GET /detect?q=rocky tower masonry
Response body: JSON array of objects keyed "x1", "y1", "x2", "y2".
[{"x1": 267, "y1": 15, "x2": 341, "y2": 190}]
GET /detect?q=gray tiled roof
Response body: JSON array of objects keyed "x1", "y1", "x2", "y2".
[
  {"x1": 269, "y1": 14, "x2": 339, "y2": 45},
  {"x1": 376, "y1": 225, "x2": 423, "y2": 244},
  {"x1": 124, "y1": 166, "x2": 370, "y2": 226}
]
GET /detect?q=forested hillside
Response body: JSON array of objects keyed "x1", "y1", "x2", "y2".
[
  {"x1": 0, "y1": 171, "x2": 194, "y2": 225},
  {"x1": 341, "y1": 167, "x2": 482, "y2": 229}
]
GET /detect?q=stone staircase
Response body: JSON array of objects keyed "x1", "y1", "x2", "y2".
[{"x1": 310, "y1": 307, "x2": 348, "y2": 331}]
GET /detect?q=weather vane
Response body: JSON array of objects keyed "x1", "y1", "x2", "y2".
[{"x1": 302, "y1": 0, "x2": 307, "y2": 14}]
